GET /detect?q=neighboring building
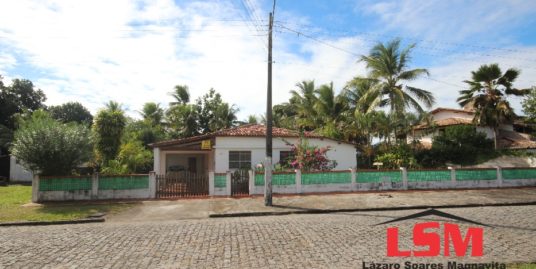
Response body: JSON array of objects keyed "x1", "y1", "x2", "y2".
[
  {"x1": 150, "y1": 124, "x2": 357, "y2": 175},
  {"x1": 9, "y1": 156, "x2": 33, "y2": 182},
  {"x1": 409, "y1": 107, "x2": 536, "y2": 149}
]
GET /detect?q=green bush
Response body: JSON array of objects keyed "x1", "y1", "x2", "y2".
[
  {"x1": 374, "y1": 143, "x2": 419, "y2": 169},
  {"x1": 417, "y1": 125, "x2": 494, "y2": 167},
  {"x1": 11, "y1": 110, "x2": 92, "y2": 176}
]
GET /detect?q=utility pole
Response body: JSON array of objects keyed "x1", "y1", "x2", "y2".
[{"x1": 264, "y1": 11, "x2": 273, "y2": 206}]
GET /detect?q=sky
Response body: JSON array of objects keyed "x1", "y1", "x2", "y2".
[{"x1": 1, "y1": 0, "x2": 535, "y2": 119}]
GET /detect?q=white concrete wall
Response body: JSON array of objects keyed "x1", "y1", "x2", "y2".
[
  {"x1": 9, "y1": 156, "x2": 33, "y2": 182},
  {"x1": 213, "y1": 137, "x2": 356, "y2": 173}
]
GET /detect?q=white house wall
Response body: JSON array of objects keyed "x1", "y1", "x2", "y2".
[
  {"x1": 9, "y1": 156, "x2": 33, "y2": 182},
  {"x1": 214, "y1": 137, "x2": 356, "y2": 173}
]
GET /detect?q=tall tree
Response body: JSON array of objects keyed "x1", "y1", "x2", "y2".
[
  {"x1": 0, "y1": 78, "x2": 46, "y2": 130},
  {"x1": 93, "y1": 102, "x2": 126, "y2": 163},
  {"x1": 48, "y1": 102, "x2": 93, "y2": 126},
  {"x1": 290, "y1": 80, "x2": 319, "y2": 130},
  {"x1": 313, "y1": 82, "x2": 345, "y2": 139},
  {"x1": 166, "y1": 104, "x2": 200, "y2": 138},
  {"x1": 196, "y1": 89, "x2": 238, "y2": 134},
  {"x1": 458, "y1": 63, "x2": 530, "y2": 149},
  {"x1": 358, "y1": 39, "x2": 434, "y2": 115},
  {"x1": 170, "y1": 85, "x2": 190, "y2": 105},
  {"x1": 521, "y1": 86, "x2": 536, "y2": 122},
  {"x1": 139, "y1": 102, "x2": 164, "y2": 126}
]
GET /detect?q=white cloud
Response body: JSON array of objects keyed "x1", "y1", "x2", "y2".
[{"x1": 0, "y1": 0, "x2": 534, "y2": 121}]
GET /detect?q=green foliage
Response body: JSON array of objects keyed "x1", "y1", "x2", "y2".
[
  {"x1": 48, "y1": 102, "x2": 93, "y2": 125},
  {"x1": 139, "y1": 102, "x2": 164, "y2": 126},
  {"x1": 93, "y1": 103, "x2": 126, "y2": 163},
  {"x1": 166, "y1": 104, "x2": 200, "y2": 138},
  {"x1": 458, "y1": 63, "x2": 530, "y2": 148},
  {"x1": 196, "y1": 88, "x2": 238, "y2": 134},
  {"x1": 522, "y1": 87, "x2": 536, "y2": 122},
  {"x1": 123, "y1": 119, "x2": 166, "y2": 148},
  {"x1": 116, "y1": 140, "x2": 152, "y2": 173},
  {"x1": 11, "y1": 110, "x2": 92, "y2": 176},
  {"x1": 284, "y1": 138, "x2": 337, "y2": 171},
  {"x1": 374, "y1": 143, "x2": 419, "y2": 169},
  {"x1": 417, "y1": 125, "x2": 494, "y2": 167}
]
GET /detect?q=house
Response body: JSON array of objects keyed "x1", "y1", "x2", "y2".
[
  {"x1": 150, "y1": 124, "x2": 357, "y2": 175},
  {"x1": 409, "y1": 107, "x2": 536, "y2": 149}
]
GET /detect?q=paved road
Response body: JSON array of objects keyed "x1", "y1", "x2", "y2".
[{"x1": 1, "y1": 206, "x2": 535, "y2": 268}]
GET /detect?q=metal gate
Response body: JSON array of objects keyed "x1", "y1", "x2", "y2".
[
  {"x1": 156, "y1": 172, "x2": 209, "y2": 198},
  {"x1": 231, "y1": 169, "x2": 249, "y2": 196}
]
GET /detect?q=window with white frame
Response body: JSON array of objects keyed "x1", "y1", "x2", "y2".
[{"x1": 229, "y1": 151, "x2": 251, "y2": 169}]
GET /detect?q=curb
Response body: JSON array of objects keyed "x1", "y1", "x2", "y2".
[
  {"x1": 209, "y1": 201, "x2": 536, "y2": 218},
  {"x1": 0, "y1": 218, "x2": 105, "y2": 227}
]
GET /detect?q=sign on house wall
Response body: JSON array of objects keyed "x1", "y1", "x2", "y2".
[{"x1": 201, "y1": 140, "x2": 211, "y2": 150}]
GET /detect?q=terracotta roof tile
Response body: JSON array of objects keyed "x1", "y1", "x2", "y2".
[
  {"x1": 150, "y1": 124, "x2": 344, "y2": 148},
  {"x1": 414, "y1": 118, "x2": 473, "y2": 130},
  {"x1": 498, "y1": 130, "x2": 536, "y2": 149}
]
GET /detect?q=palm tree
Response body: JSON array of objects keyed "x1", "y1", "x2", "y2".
[
  {"x1": 457, "y1": 63, "x2": 530, "y2": 149},
  {"x1": 313, "y1": 82, "x2": 345, "y2": 139},
  {"x1": 289, "y1": 80, "x2": 319, "y2": 130},
  {"x1": 169, "y1": 85, "x2": 190, "y2": 105},
  {"x1": 105, "y1": 101, "x2": 123, "y2": 112},
  {"x1": 358, "y1": 39, "x2": 435, "y2": 115},
  {"x1": 139, "y1": 102, "x2": 163, "y2": 126}
]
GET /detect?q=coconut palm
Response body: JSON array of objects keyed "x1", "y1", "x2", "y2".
[
  {"x1": 289, "y1": 80, "x2": 319, "y2": 130},
  {"x1": 358, "y1": 39, "x2": 435, "y2": 115},
  {"x1": 457, "y1": 63, "x2": 530, "y2": 149},
  {"x1": 313, "y1": 82, "x2": 345, "y2": 139},
  {"x1": 139, "y1": 102, "x2": 163, "y2": 126},
  {"x1": 169, "y1": 85, "x2": 190, "y2": 105}
]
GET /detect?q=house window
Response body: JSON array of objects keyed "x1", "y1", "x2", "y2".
[
  {"x1": 229, "y1": 151, "x2": 251, "y2": 169},
  {"x1": 279, "y1": 151, "x2": 294, "y2": 165}
]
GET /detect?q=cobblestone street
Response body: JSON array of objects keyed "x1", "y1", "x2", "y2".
[{"x1": 1, "y1": 205, "x2": 535, "y2": 268}]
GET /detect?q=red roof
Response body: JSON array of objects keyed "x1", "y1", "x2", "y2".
[
  {"x1": 150, "y1": 124, "x2": 349, "y2": 148},
  {"x1": 430, "y1": 107, "x2": 475, "y2": 114}
]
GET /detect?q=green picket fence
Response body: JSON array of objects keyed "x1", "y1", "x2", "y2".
[
  {"x1": 255, "y1": 173, "x2": 264, "y2": 186},
  {"x1": 301, "y1": 172, "x2": 351, "y2": 185},
  {"x1": 214, "y1": 174, "x2": 227, "y2": 188},
  {"x1": 455, "y1": 169, "x2": 497, "y2": 181},
  {"x1": 98, "y1": 175, "x2": 149, "y2": 190},
  {"x1": 357, "y1": 171, "x2": 402, "y2": 183},
  {"x1": 39, "y1": 177, "x2": 92, "y2": 191},
  {"x1": 501, "y1": 168, "x2": 536, "y2": 180},
  {"x1": 407, "y1": 170, "x2": 451, "y2": 182}
]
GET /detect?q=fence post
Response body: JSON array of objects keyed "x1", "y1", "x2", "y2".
[
  {"x1": 400, "y1": 167, "x2": 408, "y2": 190},
  {"x1": 91, "y1": 172, "x2": 99, "y2": 199},
  {"x1": 226, "y1": 171, "x2": 232, "y2": 196},
  {"x1": 209, "y1": 171, "x2": 215, "y2": 196},
  {"x1": 149, "y1": 171, "x2": 156, "y2": 199},
  {"x1": 496, "y1": 166, "x2": 503, "y2": 187},
  {"x1": 448, "y1": 166, "x2": 456, "y2": 187},
  {"x1": 295, "y1": 169, "x2": 302, "y2": 194},
  {"x1": 350, "y1": 167, "x2": 357, "y2": 190},
  {"x1": 31, "y1": 174, "x2": 40, "y2": 203},
  {"x1": 248, "y1": 170, "x2": 255, "y2": 195}
]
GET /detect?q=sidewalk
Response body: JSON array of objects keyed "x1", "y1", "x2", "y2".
[{"x1": 107, "y1": 187, "x2": 536, "y2": 222}]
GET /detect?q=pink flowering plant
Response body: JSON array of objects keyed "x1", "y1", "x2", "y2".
[{"x1": 284, "y1": 138, "x2": 337, "y2": 171}]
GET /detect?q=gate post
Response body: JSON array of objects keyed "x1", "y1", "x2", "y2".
[
  {"x1": 350, "y1": 167, "x2": 357, "y2": 191},
  {"x1": 91, "y1": 172, "x2": 99, "y2": 199},
  {"x1": 248, "y1": 170, "x2": 255, "y2": 196},
  {"x1": 448, "y1": 166, "x2": 456, "y2": 187},
  {"x1": 496, "y1": 166, "x2": 503, "y2": 187},
  {"x1": 226, "y1": 171, "x2": 232, "y2": 196},
  {"x1": 209, "y1": 171, "x2": 215, "y2": 196},
  {"x1": 31, "y1": 174, "x2": 40, "y2": 203},
  {"x1": 295, "y1": 169, "x2": 302, "y2": 194},
  {"x1": 400, "y1": 167, "x2": 408, "y2": 190},
  {"x1": 149, "y1": 171, "x2": 156, "y2": 199}
]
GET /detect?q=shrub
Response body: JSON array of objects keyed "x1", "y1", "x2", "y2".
[
  {"x1": 284, "y1": 138, "x2": 337, "y2": 171},
  {"x1": 11, "y1": 110, "x2": 92, "y2": 176},
  {"x1": 417, "y1": 125, "x2": 494, "y2": 167},
  {"x1": 374, "y1": 143, "x2": 419, "y2": 169}
]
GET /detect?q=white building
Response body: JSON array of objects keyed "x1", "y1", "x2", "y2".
[
  {"x1": 150, "y1": 124, "x2": 357, "y2": 175},
  {"x1": 409, "y1": 107, "x2": 536, "y2": 149}
]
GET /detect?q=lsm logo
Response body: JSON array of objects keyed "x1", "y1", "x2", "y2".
[{"x1": 376, "y1": 209, "x2": 489, "y2": 257}]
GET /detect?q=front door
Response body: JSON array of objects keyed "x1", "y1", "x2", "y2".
[
  {"x1": 231, "y1": 169, "x2": 249, "y2": 196},
  {"x1": 188, "y1": 157, "x2": 197, "y2": 173}
]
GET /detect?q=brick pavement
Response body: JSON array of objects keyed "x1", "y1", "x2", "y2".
[{"x1": 1, "y1": 206, "x2": 535, "y2": 268}]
